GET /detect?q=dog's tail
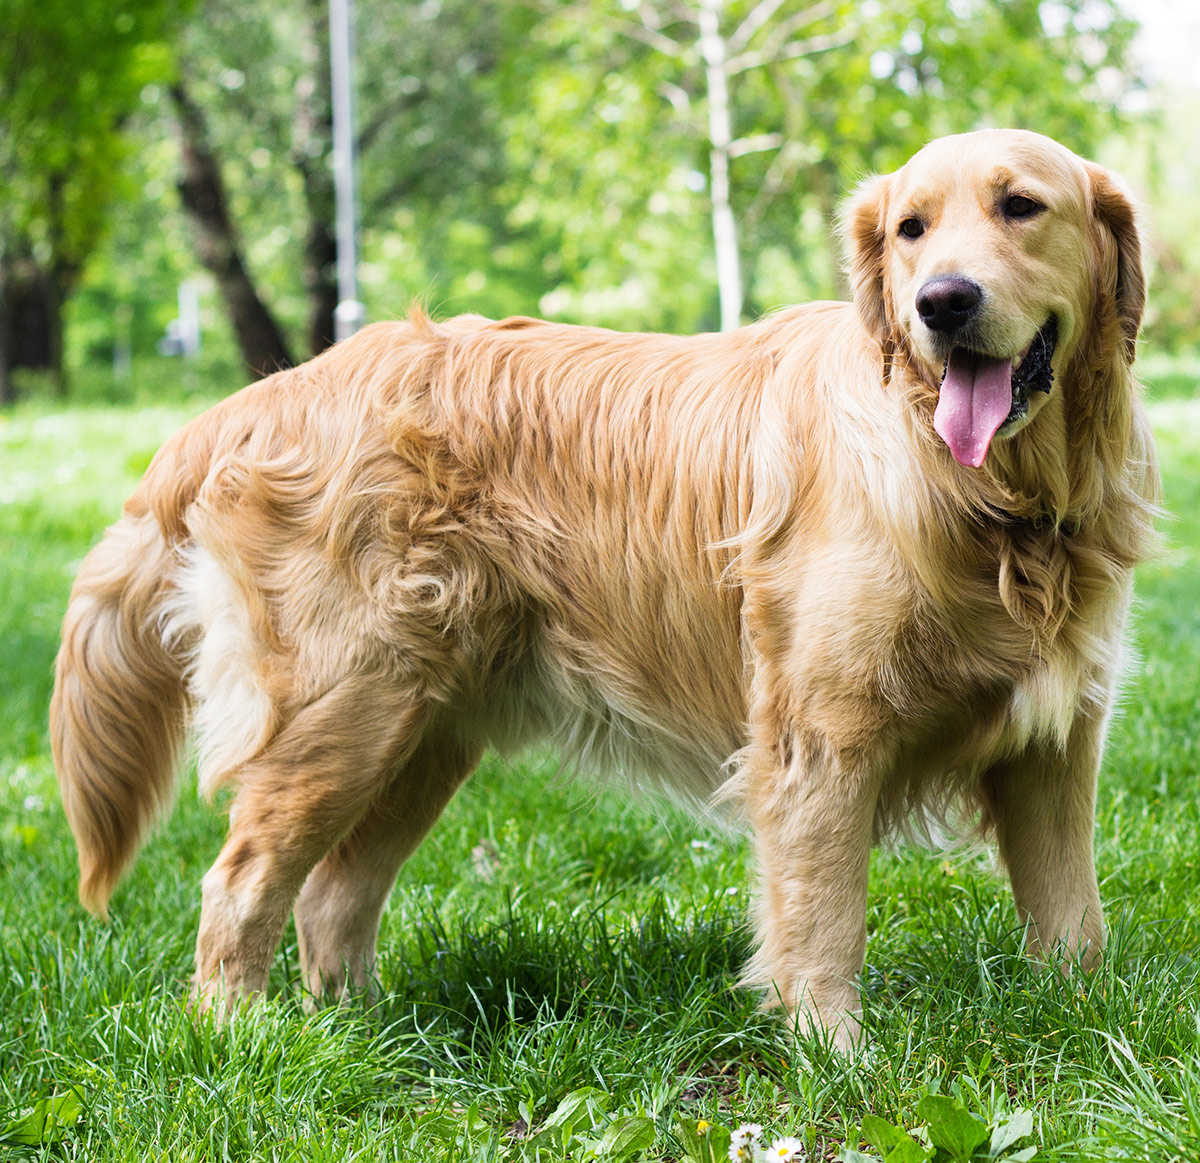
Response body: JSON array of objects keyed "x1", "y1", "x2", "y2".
[{"x1": 50, "y1": 507, "x2": 190, "y2": 918}]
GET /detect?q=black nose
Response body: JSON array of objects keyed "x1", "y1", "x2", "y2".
[{"x1": 915, "y1": 276, "x2": 983, "y2": 333}]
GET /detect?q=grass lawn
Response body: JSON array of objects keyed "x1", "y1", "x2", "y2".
[{"x1": 1, "y1": 359, "x2": 1198, "y2": 1160}]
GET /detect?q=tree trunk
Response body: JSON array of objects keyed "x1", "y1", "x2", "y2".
[
  {"x1": 304, "y1": 211, "x2": 338, "y2": 358},
  {"x1": 44, "y1": 172, "x2": 70, "y2": 396},
  {"x1": 0, "y1": 259, "x2": 12, "y2": 405},
  {"x1": 698, "y1": 0, "x2": 743, "y2": 332},
  {"x1": 170, "y1": 78, "x2": 294, "y2": 377},
  {"x1": 0, "y1": 255, "x2": 67, "y2": 400},
  {"x1": 40, "y1": 262, "x2": 66, "y2": 397},
  {"x1": 295, "y1": 0, "x2": 339, "y2": 357}
]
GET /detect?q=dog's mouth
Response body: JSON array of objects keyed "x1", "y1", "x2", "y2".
[{"x1": 933, "y1": 317, "x2": 1058, "y2": 468}]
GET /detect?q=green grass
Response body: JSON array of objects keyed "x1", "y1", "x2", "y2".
[{"x1": 2, "y1": 362, "x2": 1199, "y2": 1160}]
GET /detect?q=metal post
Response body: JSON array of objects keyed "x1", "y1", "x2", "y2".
[
  {"x1": 178, "y1": 278, "x2": 202, "y2": 357},
  {"x1": 329, "y1": 0, "x2": 364, "y2": 341}
]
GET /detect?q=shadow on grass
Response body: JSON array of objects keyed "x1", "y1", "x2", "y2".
[{"x1": 372, "y1": 893, "x2": 755, "y2": 1036}]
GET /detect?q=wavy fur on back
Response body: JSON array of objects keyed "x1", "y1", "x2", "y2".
[{"x1": 50, "y1": 130, "x2": 1159, "y2": 1046}]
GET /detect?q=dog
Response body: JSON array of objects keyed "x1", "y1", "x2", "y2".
[{"x1": 51, "y1": 130, "x2": 1158, "y2": 1049}]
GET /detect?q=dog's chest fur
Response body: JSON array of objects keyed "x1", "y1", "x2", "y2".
[{"x1": 740, "y1": 501, "x2": 1125, "y2": 797}]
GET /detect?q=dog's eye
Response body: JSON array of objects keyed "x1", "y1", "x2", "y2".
[
  {"x1": 898, "y1": 217, "x2": 925, "y2": 239},
  {"x1": 1003, "y1": 194, "x2": 1042, "y2": 219}
]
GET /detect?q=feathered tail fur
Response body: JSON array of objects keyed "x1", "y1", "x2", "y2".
[{"x1": 50, "y1": 510, "x2": 188, "y2": 917}]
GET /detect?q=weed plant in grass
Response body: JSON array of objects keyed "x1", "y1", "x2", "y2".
[{"x1": 1, "y1": 361, "x2": 1198, "y2": 1159}]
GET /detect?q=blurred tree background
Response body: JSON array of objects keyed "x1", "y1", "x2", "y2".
[{"x1": 1, "y1": 0, "x2": 1196, "y2": 403}]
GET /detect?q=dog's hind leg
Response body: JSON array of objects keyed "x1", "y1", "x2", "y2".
[
  {"x1": 191, "y1": 674, "x2": 427, "y2": 1009},
  {"x1": 292, "y1": 727, "x2": 483, "y2": 1002}
]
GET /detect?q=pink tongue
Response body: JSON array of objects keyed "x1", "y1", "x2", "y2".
[{"x1": 933, "y1": 349, "x2": 1014, "y2": 467}]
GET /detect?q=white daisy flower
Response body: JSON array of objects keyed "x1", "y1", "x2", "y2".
[
  {"x1": 729, "y1": 1123, "x2": 764, "y2": 1161},
  {"x1": 730, "y1": 1124, "x2": 764, "y2": 1145},
  {"x1": 766, "y1": 1135, "x2": 806, "y2": 1160}
]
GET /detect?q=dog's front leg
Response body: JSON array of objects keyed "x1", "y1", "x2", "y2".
[
  {"x1": 744, "y1": 731, "x2": 881, "y2": 1052},
  {"x1": 985, "y1": 712, "x2": 1106, "y2": 969}
]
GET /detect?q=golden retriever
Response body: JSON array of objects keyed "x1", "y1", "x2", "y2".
[{"x1": 51, "y1": 129, "x2": 1158, "y2": 1049}]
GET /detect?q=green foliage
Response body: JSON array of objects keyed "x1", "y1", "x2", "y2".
[
  {"x1": 149, "y1": 0, "x2": 542, "y2": 348},
  {"x1": 7, "y1": 0, "x2": 1200, "y2": 392},
  {"x1": 1086, "y1": 1032, "x2": 1200, "y2": 1159},
  {"x1": 1114, "y1": 87, "x2": 1200, "y2": 355},
  {"x1": 0, "y1": 0, "x2": 184, "y2": 266},
  {"x1": 675, "y1": 1115, "x2": 734, "y2": 1162},
  {"x1": 38, "y1": 0, "x2": 1181, "y2": 383},
  {"x1": 842, "y1": 1097, "x2": 1036, "y2": 1162},
  {"x1": 495, "y1": 0, "x2": 1145, "y2": 327},
  {"x1": 0, "y1": 1086, "x2": 85, "y2": 1147}
]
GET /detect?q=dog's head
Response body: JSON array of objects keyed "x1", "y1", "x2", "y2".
[{"x1": 844, "y1": 129, "x2": 1144, "y2": 468}]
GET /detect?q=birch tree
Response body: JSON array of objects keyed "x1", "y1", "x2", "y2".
[
  {"x1": 617, "y1": 0, "x2": 852, "y2": 330},
  {"x1": 0, "y1": 0, "x2": 181, "y2": 399}
]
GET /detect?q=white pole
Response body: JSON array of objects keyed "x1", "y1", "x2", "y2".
[
  {"x1": 178, "y1": 278, "x2": 202, "y2": 356},
  {"x1": 330, "y1": 0, "x2": 364, "y2": 341}
]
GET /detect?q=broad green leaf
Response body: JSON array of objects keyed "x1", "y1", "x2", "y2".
[
  {"x1": 539, "y1": 1086, "x2": 611, "y2": 1138},
  {"x1": 861, "y1": 1114, "x2": 911, "y2": 1154},
  {"x1": 586, "y1": 1113, "x2": 656, "y2": 1159},
  {"x1": 840, "y1": 1150, "x2": 883, "y2": 1163},
  {"x1": 988, "y1": 1110, "x2": 1035, "y2": 1157},
  {"x1": 0, "y1": 1087, "x2": 84, "y2": 1146},
  {"x1": 1006, "y1": 1148, "x2": 1037, "y2": 1162},
  {"x1": 885, "y1": 1138, "x2": 933, "y2": 1163},
  {"x1": 915, "y1": 1096, "x2": 989, "y2": 1163}
]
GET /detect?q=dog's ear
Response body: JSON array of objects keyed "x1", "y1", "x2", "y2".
[
  {"x1": 1086, "y1": 162, "x2": 1145, "y2": 363},
  {"x1": 842, "y1": 173, "x2": 893, "y2": 343}
]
